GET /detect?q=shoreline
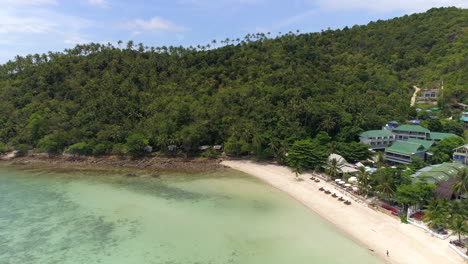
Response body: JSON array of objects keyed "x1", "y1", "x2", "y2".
[
  {"x1": 0, "y1": 153, "x2": 225, "y2": 172},
  {"x1": 222, "y1": 160, "x2": 465, "y2": 264}
]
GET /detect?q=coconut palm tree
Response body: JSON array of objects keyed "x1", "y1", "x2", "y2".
[
  {"x1": 424, "y1": 198, "x2": 450, "y2": 229},
  {"x1": 325, "y1": 158, "x2": 342, "y2": 180},
  {"x1": 357, "y1": 166, "x2": 371, "y2": 196},
  {"x1": 450, "y1": 215, "x2": 468, "y2": 243},
  {"x1": 452, "y1": 168, "x2": 468, "y2": 199},
  {"x1": 292, "y1": 166, "x2": 303, "y2": 180},
  {"x1": 375, "y1": 170, "x2": 395, "y2": 201}
]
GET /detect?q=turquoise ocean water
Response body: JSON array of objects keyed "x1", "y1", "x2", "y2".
[{"x1": 0, "y1": 165, "x2": 381, "y2": 264}]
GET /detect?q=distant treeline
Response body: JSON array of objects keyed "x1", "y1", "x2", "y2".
[{"x1": 0, "y1": 7, "x2": 467, "y2": 157}]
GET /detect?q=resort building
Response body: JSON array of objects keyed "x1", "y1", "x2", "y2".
[
  {"x1": 359, "y1": 130, "x2": 395, "y2": 149},
  {"x1": 419, "y1": 88, "x2": 439, "y2": 99},
  {"x1": 385, "y1": 138, "x2": 433, "y2": 164},
  {"x1": 412, "y1": 163, "x2": 467, "y2": 199},
  {"x1": 453, "y1": 144, "x2": 468, "y2": 165},
  {"x1": 460, "y1": 112, "x2": 468, "y2": 129},
  {"x1": 392, "y1": 125, "x2": 430, "y2": 141},
  {"x1": 325, "y1": 154, "x2": 358, "y2": 174}
]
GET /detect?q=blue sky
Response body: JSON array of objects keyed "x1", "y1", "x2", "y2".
[{"x1": 1, "y1": 0, "x2": 467, "y2": 63}]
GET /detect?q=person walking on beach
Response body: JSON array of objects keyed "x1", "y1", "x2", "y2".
[{"x1": 386, "y1": 250, "x2": 389, "y2": 257}]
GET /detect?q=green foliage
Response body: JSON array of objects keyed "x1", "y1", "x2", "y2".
[
  {"x1": 0, "y1": 142, "x2": 7, "y2": 153},
  {"x1": 93, "y1": 143, "x2": 108, "y2": 155},
  {"x1": 373, "y1": 167, "x2": 411, "y2": 201},
  {"x1": 429, "y1": 136, "x2": 464, "y2": 164},
  {"x1": 450, "y1": 215, "x2": 468, "y2": 243},
  {"x1": 200, "y1": 147, "x2": 220, "y2": 159},
  {"x1": 325, "y1": 158, "x2": 342, "y2": 180},
  {"x1": 427, "y1": 119, "x2": 443, "y2": 132},
  {"x1": 15, "y1": 144, "x2": 28, "y2": 157},
  {"x1": 287, "y1": 139, "x2": 327, "y2": 170},
  {"x1": 126, "y1": 134, "x2": 149, "y2": 158},
  {"x1": 37, "y1": 133, "x2": 68, "y2": 156},
  {"x1": 451, "y1": 168, "x2": 468, "y2": 197},
  {"x1": 335, "y1": 142, "x2": 371, "y2": 162},
  {"x1": 111, "y1": 143, "x2": 127, "y2": 156},
  {"x1": 423, "y1": 198, "x2": 450, "y2": 229},
  {"x1": 395, "y1": 183, "x2": 436, "y2": 215},
  {"x1": 66, "y1": 142, "x2": 93, "y2": 156},
  {"x1": 0, "y1": 8, "x2": 466, "y2": 154}
]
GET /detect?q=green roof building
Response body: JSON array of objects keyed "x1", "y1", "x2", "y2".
[
  {"x1": 392, "y1": 125, "x2": 430, "y2": 141},
  {"x1": 385, "y1": 139, "x2": 432, "y2": 164},
  {"x1": 428, "y1": 132, "x2": 459, "y2": 142},
  {"x1": 412, "y1": 163, "x2": 467, "y2": 198},
  {"x1": 359, "y1": 130, "x2": 395, "y2": 149}
]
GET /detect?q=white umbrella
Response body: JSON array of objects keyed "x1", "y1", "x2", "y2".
[
  {"x1": 344, "y1": 183, "x2": 351, "y2": 187},
  {"x1": 352, "y1": 187, "x2": 358, "y2": 191},
  {"x1": 342, "y1": 196, "x2": 349, "y2": 201},
  {"x1": 324, "y1": 187, "x2": 330, "y2": 191},
  {"x1": 335, "y1": 179, "x2": 341, "y2": 182},
  {"x1": 348, "y1": 177, "x2": 357, "y2": 183},
  {"x1": 339, "y1": 181, "x2": 345, "y2": 185}
]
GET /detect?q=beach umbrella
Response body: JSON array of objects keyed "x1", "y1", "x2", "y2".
[
  {"x1": 352, "y1": 187, "x2": 358, "y2": 191},
  {"x1": 342, "y1": 196, "x2": 349, "y2": 201},
  {"x1": 348, "y1": 177, "x2": 357, "y2": 183},
  {"x1": 335, "y1": 179, "x2": 341, "y2": 182},
  {"x1": 339, "y1": 181, "x2": 345, "y2": 185},
  {"x1": 344, "y1": 183, "x2": 351, "y2": 187},
  {"x1": 324, "y1": 187, "x2": 330, "y2": 191}
]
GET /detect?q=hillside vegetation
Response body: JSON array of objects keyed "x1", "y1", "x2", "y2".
[{"x1": 0, "y1": 7, "x2": 466, "y2": 156}]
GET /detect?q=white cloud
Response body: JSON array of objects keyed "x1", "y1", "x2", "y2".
[
  {"x1": 313, "y1": 0, "x2": 468, "y2": 13},
  {"x1": 125, "y1": 17, "x2": 187, "y2": 32},
  {"x1": 88, "y1": 0, "x2": 109, "y2": 8}
]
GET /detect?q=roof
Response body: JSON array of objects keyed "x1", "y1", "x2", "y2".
[
  {"x1": 428, "y1": 132, "x2": 459, "y2": 141},
  {"x1": 454, "y1": 144, "x2": 468, "y2": 151},
  {"x1": 460, "y1": 117, "x2": 468, "y2": 122},
  {"x1": 412, "y1": 163, "x2": 467, "y2": 184},
  {"x1": 393, "y1": 125, "x2": 430, "y2": 133},
  {"x1": 407, "y1": 138, "x2": 434, "y2": 150},
  {"x1": 328, "y1": 153, "x2": 347, "y2": 165},
  {"x1": 360, "y1": 130, "x2": 393, "y2": 138},
  {"x1": 386, "y1": 140, "x2": 426, "y2": 155}
]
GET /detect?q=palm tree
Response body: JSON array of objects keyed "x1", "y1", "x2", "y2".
[
  {"x1": 452, "y1": 168, "x2": 468, "y2": 199},
  {"x1": 424, "y1": 199, "x2": 450, "y2": 229},
  {"x1": 375, "y1": 170, "x2": 395, "y2": 201},
  {"x1": 376, "y1": 151, "x2": 385, "y2": 168},
  {"x1": 292, "y1": 166, "x2": 302, "y2": 181},
  {"x1": 357, "y1": 166, "x2": 371, "y2": 196},
  {"x1": 325, "y1": 158, "x2": 342, "y2": 180},
  {"x1": 450, "y1": 215, "x2": 468, "y2": 243}
]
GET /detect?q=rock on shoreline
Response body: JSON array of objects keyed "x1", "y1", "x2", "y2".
[{"x1": 2, "y1": 154, "x2": 226, "y2": 172}]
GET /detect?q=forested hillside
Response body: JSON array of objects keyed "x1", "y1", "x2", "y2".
[{"x1": 0, "y1": 7, "x2": 466, "y2": 156}]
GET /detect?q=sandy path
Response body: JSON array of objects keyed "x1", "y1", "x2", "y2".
[
  {"x1": 411, "y1": 86, "x2": 421, "y2": 107},
  {"x1": 222, "y1": 160, "x2": 464, "y2": 264}
]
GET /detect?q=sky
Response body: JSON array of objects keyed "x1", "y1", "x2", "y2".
[{"x1": 1, "y1": 0, "x2": 467, "y2": 63}]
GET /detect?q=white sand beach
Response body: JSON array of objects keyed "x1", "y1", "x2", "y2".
[{"x1": 222, "y1": 160, "x2": 465, "y2": 264}]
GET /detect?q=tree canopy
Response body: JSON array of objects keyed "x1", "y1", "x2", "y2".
[{"x1": 0, "y1": 7, "x2": 467, "y2": 156}]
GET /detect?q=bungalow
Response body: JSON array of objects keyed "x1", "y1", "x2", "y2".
[
  {"x1": 392, "y1": 125, "x2": 430, "y2": 141},
  {"x1": 412, "y1": 163, "x2": 467, "y2": 199},
  {"x1": 385, "y1": 138, "x2": 433, "y2": 164},
  {"x1": 460, "y1": 112, "x2": 468, "y2": 129},
  {"x1": 359, "y1": 130, "x2": 395, "y2": 149},
  {"x1": 453, "y1": 144, "x2": 468, "y2": 165}
]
